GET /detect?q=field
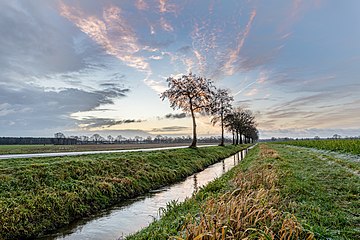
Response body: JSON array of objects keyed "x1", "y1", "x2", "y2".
[
  {"x1": 129, "y1": 143, "x2": 359, "y2": 240},
  {"x1": 0, "y1": 143, "x2": 213, "y2": 155},
  {"x1": 278, "y1": 138, "x2": 360, "y2": 155},
  {"x1": 0, "y1": 145, "x2": 247, "y2": 239}
]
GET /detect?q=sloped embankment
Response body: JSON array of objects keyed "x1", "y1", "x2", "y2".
[
  {"x1": 129, "y1": 144, "x2": 314, "y2": 239},
  {"x1": 0, "y1": 145, "x2": 247, "y2": 239},
  {"x1": 131, "y1": 143, "x2": 359, "y2": 239}
]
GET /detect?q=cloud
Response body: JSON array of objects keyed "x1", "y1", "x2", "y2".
[
  {"x1": 95, "y1": 87, "x2": 130, "y2": 99},
  {"x1": 149, "y1": 55, "x2": 163, "y2": 60},
  {"x1": 151, "y1": 126, "x2": 189, "y2": 132},
  {"x1": 78, "y1": 117, "x2": 143, "y2": 129},
  {"x1": 159, "y1": 0, "x2": 167, "y2": 13},
  {"x1": 135, "y1": 0, "x2": 148, "y2": 11},
  {"x1": 158, "y1": 0, "x2": 178, "y2": 13},
  {"x1": 244, "y1": 88, "x2": 258, "y2": 96},
  {"x1": 258, "y1": 88, "x2": 360, "y2": 131},
  {"x1": 143, "y1": 78, "x2": 168, "y2": 93},
  {"x1": 0, "y1": 80, "x2": 129, "y2": 136},
  {"x1": 222, "y1": 9, "x2": 257, "y2": 75},
  {"x1": 59, "y1": 2, "x2": 150, "y2": 73},
  {"x1": 165, "y1": 113, "x2": 187, "y2": 119},
  {"x1": 0, "y1": 1, "x2": 90, "y2": 77},
  {"x1": 160, "y1": 16, "x2": 174, "y2": 32}
]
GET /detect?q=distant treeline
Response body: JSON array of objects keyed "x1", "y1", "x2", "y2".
[
  {"x1": 0, "y1": 137, "x2": 77, "y2": 145},
  {"x1": 260, "y1": 134, "x2": 360, "y2": 142},
  {"x1": 0, "y1": 136, "x2": 232, "y2": 145}
]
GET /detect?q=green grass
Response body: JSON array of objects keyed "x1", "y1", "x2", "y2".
[
  {"x1": 0, "y1": 143, "x2": 200, "y2": 155},
  {"x1": 0, "y1": 145, "x2": 247, "y2": 239},
  {"x1": 271, "y1": 144, "x2": 360, "y2": 239},
  {"x1": 127, "y1": 148, "x2": 252, "y2": 240},
  {"x1": 278, "y1": 139, "x2": 360, "y2": 155},
  {"x1": 129, "y1": 143, "x2": 359, "y2": 240}
]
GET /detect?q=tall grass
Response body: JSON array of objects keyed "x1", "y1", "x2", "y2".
[
  {"x1": 278, "y1": 139, "x2": 360, "y2": 154},
  {"x1": 129, "y1": 145, "x2": 313, "y2": 240},
  {"x1": 130, "y1": 143, "x2": 359, "y2": 239},
  {"x1": 176, "y1": 145, "x2": 311, "y2": 240},
  {"x1": 0, "y1": 145, "x2": 246, "y2": 239}
]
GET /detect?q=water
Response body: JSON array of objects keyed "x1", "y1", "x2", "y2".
[{"x1": 41, "y1": 147, "x2": 251, "y2": 240}]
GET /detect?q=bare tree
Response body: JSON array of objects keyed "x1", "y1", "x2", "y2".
[
  {"x1": 244, "y1": 125, "x2": 259, "y2": 143},
  {"x1": 210, "y1": 88, "x2": 233, "y2": 146},
  {"x1": 134, "y1": 136, "x2": 143, "y2": 143},
  {"x1": 81, "y1": 135, "x2": 89, "y2": 143},
  {"x1": 116, "y1": 135, "x2": 125, "y2": 143},
  {"x1": 54, "y1": 132, "x2": 65, "y2": 139},
  {"x1": 107, "y1": 135, "x2": 114, "y2": 143},
  {"x1": 91, "y1": 133, "x2": 102, "y2": 144},
  {"x1": 146, "y1": 136, "x2": 152, "y2": 143},
  {"x1": 161, "y1": 73, "x2": 215, "y2": 148},
  {"x1": 224, "y1": 108, "x2": 257, "y2": 144},
  {"x1": 155, "y1": 135, "x2": 163, "y2": 143}
]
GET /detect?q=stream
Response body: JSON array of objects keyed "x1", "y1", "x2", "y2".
[{"x1": 41, "y1": 147, "x2": 252, "y2": 240}]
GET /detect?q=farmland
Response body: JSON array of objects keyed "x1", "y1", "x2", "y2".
[
  {"x1": 0, "y1": 145, "x2": 247, "y2": 239},
  {"x1": 0, "y1": 143, "x2": 213, "y2": 155},
  {"x1": 278, "y1": 139, "x2": 360, "y2": 155},
  {"x1": 129, "y1": 143, "x2": 360, "y2": 240}
]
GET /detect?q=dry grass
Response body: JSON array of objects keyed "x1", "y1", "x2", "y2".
[
  {"x1": 175, "y1": 146, "x2": 313, "y2": 240},
  {"x1": 259, "y1": 144, "x2": 280, "y2": 159}
]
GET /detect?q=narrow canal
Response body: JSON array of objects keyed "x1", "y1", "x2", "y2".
[{"x1": 41, "y1": 147, "x2": 252, "y2": 240}]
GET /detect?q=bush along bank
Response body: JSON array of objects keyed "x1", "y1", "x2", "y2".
[{"x1": 0, "y1": 145, "x2": 248, "y2": 239}]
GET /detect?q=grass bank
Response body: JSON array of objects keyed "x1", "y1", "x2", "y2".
[
  {"x1": 277, "y1": 139, "x2": 360, "y2": 155},
  {"x1": 0, "y1": 145, "x2": 247, "y2": 239},
  {"x1": 129, "y1": 143, "x2": 359, "y2": 239}
]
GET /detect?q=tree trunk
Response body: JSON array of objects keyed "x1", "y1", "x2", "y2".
[
  {"x1": 236, "y1": 130, "x2": 239, "y2": 145},
  {"x1": 232, "y1": 131, "x2": 235, "y2": 145},
  {"x1": 190, "y1": 108, "x2": 197, "y2": 148},
  {"x1": 220, "y1": 112, "x2": 224, "y2": 146},
  {"x1": 240, "y1": 132, "x2": 243, "y2": 144}
]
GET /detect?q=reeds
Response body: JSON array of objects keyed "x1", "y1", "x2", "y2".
[{"x1": 176, "y1": 146, "x2": 313, "y2": 240}]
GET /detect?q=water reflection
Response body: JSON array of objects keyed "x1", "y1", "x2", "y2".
[
  {"x1": 193, "y1": 174, "x2": 198, "y2": 193},
  {"x1": 42, "y1": 148, "x2": 250, "y2": 240}
]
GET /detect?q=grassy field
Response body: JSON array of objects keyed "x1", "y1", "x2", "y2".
[
  {"x1": 278, "y1": 139, "x2": 360, "y2": 155},
  {"x1": 0, "y1": 143, "x2": 214, "y2": 155},
  {"x1": 129, "y1": 143, "x2": 359, "y2": 240},
  {"x1": 0, "y1": 145, "x2": 247, "y2": 239}
]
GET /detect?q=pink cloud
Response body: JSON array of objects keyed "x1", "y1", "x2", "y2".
[
  {"x1": 223, "y1": 9, "x2": 257, "y2": 75},
  {"x1": 59, "y1": 3, "x2": 150, "y2": 73},
  {"x1": 160, "y1": 17, "x2": 174, "y2": 32},
  {"x1": 245, "y1": 88, "x2": 258, "y2": 96},
  {"x1": 159, "y1": 0, "x2": 178, "y2": 14},
  {"x1": 135, "y1": 0, "x2": 148, "y2": 11}
]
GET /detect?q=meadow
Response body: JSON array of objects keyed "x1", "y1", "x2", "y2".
[
  {"x1": 0, "y1": 145, "x2": 247, "y2": 239},
  {"x1": 278, "y1": 138, "x2": 360, "y2": 155},
  {"x1": 129, "y1": 143, "x2": 359, "y2": 240},
  {"x1": 0, "y1": 143, "x2": 202, "y2": 155}
]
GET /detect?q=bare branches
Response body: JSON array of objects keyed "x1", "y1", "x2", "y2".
[
  {"x1": 161, "y1": 72, "x2": 259, "y2": 146},
  {"x1": 210, "y1": 88, "x2": 234, "y2": 145},
  {"x1": 224, "y1": 107, "x2": 258, "y2": 144},
  {"x1": 161, "y1": 73, "x2": 215, "y2": 147}
]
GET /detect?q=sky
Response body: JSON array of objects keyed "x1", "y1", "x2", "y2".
[{"x1": 0, "y1": 0, "x2": 359, "y2": 139}]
